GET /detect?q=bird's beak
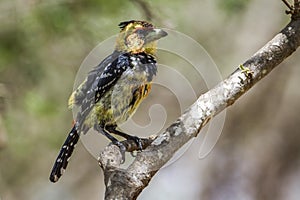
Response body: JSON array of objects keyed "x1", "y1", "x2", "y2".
[{"x1": 145, "y1": 28, "x2": 168, "y2": 43}]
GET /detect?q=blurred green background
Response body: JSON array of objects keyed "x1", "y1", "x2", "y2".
[{"x1": 1, "y1": 0, "x2": 300, "y2": 199}]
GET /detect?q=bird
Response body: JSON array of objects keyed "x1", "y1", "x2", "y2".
[{"x1": 49, "y1": 20, "x2": 167, "y2": 183}]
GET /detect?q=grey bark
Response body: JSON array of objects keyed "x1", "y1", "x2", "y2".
[{"x1": 98, "y1": 3, "x2": 300, "y2": 199}]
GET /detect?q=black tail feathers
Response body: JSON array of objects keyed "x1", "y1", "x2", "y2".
[{"x1": 50, "y1": 126, "x2": 79, "y2": 183}]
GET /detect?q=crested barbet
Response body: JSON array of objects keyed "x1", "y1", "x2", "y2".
[{"x1": 49, "y1": 20, "x2": 167, "y2": 182}]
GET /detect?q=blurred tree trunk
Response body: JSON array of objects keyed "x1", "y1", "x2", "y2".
[{"x1": 0, "y1": 83, "x2": 7, "y2": 149}]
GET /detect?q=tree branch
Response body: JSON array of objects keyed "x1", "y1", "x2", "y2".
[{"x1": 99, "y1": 6, "x2": 300, "y2": 200}]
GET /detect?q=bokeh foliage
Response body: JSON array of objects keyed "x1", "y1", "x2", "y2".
[{"x1": 1, "y1": 1, "x2": 300, "y2": 200}]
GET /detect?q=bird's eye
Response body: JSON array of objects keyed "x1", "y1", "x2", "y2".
[{"x1": 135, "y1": 29, "x2": 144, "y2": 34}]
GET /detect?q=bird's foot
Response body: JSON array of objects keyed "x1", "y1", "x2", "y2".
[
  {"x1": 112, "y1": 140, "x2": 126, "y2": 163},
  {"x1": 129, "y1": 136, "x2": 144, "y2": 151}
]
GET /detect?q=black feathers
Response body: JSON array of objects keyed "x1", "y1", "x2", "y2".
[
  {"x1": 118, "y1": 20, "x2": 153, "y2": 31},
  {"x1": 73, "y1": 52, "x2": 156, "y2": 133},
  {"x1": 50, "y1": 126, "x2": 79, "y2": 182},
  {"x1": 94, "y1": 54, "x2": 130, "y2": 102}
]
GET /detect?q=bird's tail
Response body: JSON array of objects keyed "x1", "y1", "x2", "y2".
[{"x1": 50, "y1": 125, "x2": 79, "y2": 182}]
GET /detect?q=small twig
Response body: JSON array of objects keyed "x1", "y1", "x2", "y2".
[
  {"x1": 130, "y1": 0, "x2": 154, "y2": 21},
  {"x1": 282, "y1": 0, "x2": 293, "y2": 10},
  {"x1": 282, "y1": 0, "x2": 300, "y2": 19}
]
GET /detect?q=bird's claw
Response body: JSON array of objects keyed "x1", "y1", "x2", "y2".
[
  {"x1": 111, "y1": 136, "x2": 144, "y2": 160},
  {"x1": 112, "y1": 141, "x2": 126, "y2": 163},
  {"x1": 131, "y1": 136, "x2": 144, "y2": 151}
]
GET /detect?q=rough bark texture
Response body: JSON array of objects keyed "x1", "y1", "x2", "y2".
[{"x1": 98, "y1": 3, "x2": 300, "y2": 200}]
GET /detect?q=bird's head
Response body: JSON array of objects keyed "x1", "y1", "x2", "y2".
[{"x1": 115, "y1": 20, "x2": 167, "y2": 55}]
